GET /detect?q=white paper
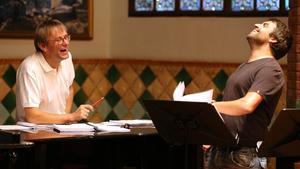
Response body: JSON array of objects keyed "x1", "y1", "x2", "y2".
[
  {"x1": 88, "y1": 122, "x2": 130, "y2": 132},
  {"x1": 53, "y1": 123, "x2": 95, "y2": 132},
  {"x1": 173, "y1": 81, "x2": 213, "y2": 103},
  {"x1": 108, "y1": 119, "x2": 153, "y2": 127},
  {"x1": 0, "y1": 125, "x2": 32, "y2": 131},
  {"x1": 173, "y1": 81, "x2": 185, "y2": 100},
  {"x1": 17, "y1": 121, "x2": 54, "y2": 130}
]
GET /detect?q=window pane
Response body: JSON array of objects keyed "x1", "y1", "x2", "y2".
[
  {"x1": 180, "y1": 0, "x2": 201, "y2": 11},
  {"x1": 203, "y1": 0, "x2": 224, "y2": 11},
  {"x1": 231, "y1": 0, "x2": 254, "y2": 11},
  {"x1": 156, "y1": 0, "x2": 175, "y2": 11},
  {"x1": 135, "y1": 0, "x2": 154, "y2": 11},
  {"x1": 285, "y1": 0, "x2": 289, "y2": 10},
  {"x1": 256, "y1": 0, "x2": 280, "y2": 11}
]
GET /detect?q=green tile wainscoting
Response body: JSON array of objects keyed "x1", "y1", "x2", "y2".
[{"x1": 0, "y1": 59, "x2": 287, "y2": 125}]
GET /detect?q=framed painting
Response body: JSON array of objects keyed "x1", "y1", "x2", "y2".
[{"x1": 0, "y1": 0, "x2": 93, "y2": 40}]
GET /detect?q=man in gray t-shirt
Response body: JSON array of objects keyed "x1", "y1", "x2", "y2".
[{"x1": 207, "y1": 18, "x2": 292, "y2": 169}]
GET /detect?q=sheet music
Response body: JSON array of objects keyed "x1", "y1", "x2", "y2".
[{"x1": 173, "y1": 81, "x2": 213, "y2": 103}]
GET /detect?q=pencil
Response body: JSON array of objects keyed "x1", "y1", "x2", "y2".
[{"x1": 92, "y1": 97, "x2": 104, "y2": 108}]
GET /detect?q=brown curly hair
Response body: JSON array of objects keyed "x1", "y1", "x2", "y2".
[{"x1": 269, "y1": 18, "x2": 293, "y2": 60}]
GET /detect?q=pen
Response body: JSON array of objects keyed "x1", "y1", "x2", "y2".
[{"x1": 92, "y1": 97, "x2": 104, "y2": 108}]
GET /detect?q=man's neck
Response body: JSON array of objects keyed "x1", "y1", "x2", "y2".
[
  {"x1": 248, "y1": 43, "x2": 274, "y2": 62},
  {"x1": 42, "y1": 53, "x2": 60, "y2": 69}
]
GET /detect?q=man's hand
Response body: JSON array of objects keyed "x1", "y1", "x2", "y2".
[{"x1": 72, "y1": 104, "x2": 94, "y2": 121}]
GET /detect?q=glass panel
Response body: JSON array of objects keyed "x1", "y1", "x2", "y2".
[
  {"x1": 256, "y1": 0, "x2": 280, "y2": 11},
  {"x1": 156, "y1": 0, "x2": 175, "y2": 11},
  {"x1": 180, "y1": 0, "x2": 201, "y2": 11},
  {"x1": 285, "y1": 0, "x2": 289, "y2": 10},
  {"x1": 135, "y1": 0, "x2": 154, "y2": 11},
  {"x1": 231, "y1": 0, "x2": 254, "y2": 11},
  {"x1": 203, "y1": 0, "x2": 224, "y2": 11}
]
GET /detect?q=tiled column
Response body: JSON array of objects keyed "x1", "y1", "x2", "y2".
[{"x1": 287, "y1": 0, "x2": 300, "y2": 107}]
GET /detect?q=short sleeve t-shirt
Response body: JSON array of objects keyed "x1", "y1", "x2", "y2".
[
  {"x1": 16, "y1": 52, "x2": 75, "y2": 121},
  {"x1": 221, "y1": 58, "x2": 284, "y2": 142}
]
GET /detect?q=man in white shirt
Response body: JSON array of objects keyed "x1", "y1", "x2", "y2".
[{"x1": 16, "y1": 19, "x2": 93, "y2": 124}]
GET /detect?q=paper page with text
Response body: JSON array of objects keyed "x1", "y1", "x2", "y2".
[{"x1": 173, "y1": 81, "x2": 213, "y2": 103}]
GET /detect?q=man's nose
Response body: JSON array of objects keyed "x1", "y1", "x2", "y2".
[{"x1": 254, "y1": 23, "x2": 261, "y2": 29}]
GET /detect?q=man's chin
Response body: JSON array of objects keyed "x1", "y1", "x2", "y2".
[{"x1": 60, "y1": 52, "x2": 69, "y2": 60}]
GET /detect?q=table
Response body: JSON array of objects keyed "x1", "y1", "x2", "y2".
[
  {"x1": 0, "y1": 141, "x2": 34, "y2": 169},
  {"x1": 19, "y1": 127, "x2": 186, "y2": 169}
]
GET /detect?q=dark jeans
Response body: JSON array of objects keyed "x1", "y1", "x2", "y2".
[{"x1": 205, "y1": 146, "x2": 266, "y2": 169}]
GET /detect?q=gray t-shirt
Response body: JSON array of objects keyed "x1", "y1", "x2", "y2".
[{"x1": 221, "y1": 58, "x2": 284, "y2": 145}]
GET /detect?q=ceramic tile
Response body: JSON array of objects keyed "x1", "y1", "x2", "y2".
[
  {"x1": 175, "y1": 68, "x2": 192, "y2": 85},
  {"x1": 213, "y1": 69, "x2": 229, "y2": 91},
  {"x1": 147, "y1": 79, "x2": 163, "y2": 98},
  {"x1": 131, "y1": 78, "x2": 145, "y2": 98},
  {"x1": 122, "y1": 89, "x2": 138, "y2": 109},
  {"x1": 0, "y1": 103, "x2": 10, "y2": 124},
  {"x1": 105, "y1": 88, "x2": 121, "y2": 108},
  {"x1": 106, "y1": 65, "x2": 121, "y2": 85},
  {"x1": 192, "y1": 69, "x2": 213, "y2": 90},
  {"x1": 131, "y1": 101, "x2": 147, "y2": 119},
  {"x1": 153, "y1": 66, "x2": 173, "y2": 87},
  {"x1": 113, "y1": 77, "x2": 130, "y2": 97},
  {"x1": 131, "y1": 64, "x2": 146, "y2": 75},
  {"x1": 96, "y1": 100, "x2": 112, "y2": 121},
  {"x1": 75, "y1": 65, "x2": 88, "y2": 86},
  {"x1": 0, "y1": 79, "x2": 10, "y2": 101},
  {"x1": 2, "y1": 65, "x2": 16, "y2": 87},
  {"x1": 105, "y1": 111, "x2": 119, "y2": 121},
  {"x1": 82, "y1": 77, "x2": 96, "y2": 97},
  {"x1": 140, "y1": 66, "x2": 156, "y2": 86},
  {"x1": 122, "y1": 66, "x2": 138, "y2": 85},
  {"x1": 2, "y1": 91, "x2": 16, "y2": 113},
  {"x1": 113, "y1": 101, "x2": 129, "y2": 119},
  {"x1": 89, "y1": 65, "x2": 105, "y2": 84},
  {"x1": 96, "y1": 78, "x2": 112, "y2": 96}
]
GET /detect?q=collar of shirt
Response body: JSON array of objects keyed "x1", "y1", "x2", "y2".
[{"x1": 37, "y1": 52, "x2": 62, "y2": 73}]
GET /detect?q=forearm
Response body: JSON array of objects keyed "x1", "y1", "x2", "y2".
[
  {"x1": 25, "y1": 108, "x2": 74, "y2": 124},
  {"x1": 213, "y1": 99, "x2": 253, "y2": 116},
  {"x1": 213, "y1": 92, "x2": 263, "y2": 116}
]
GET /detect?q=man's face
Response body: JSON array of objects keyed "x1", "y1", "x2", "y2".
[
  {"x1": 247, "y1": 21, "x2": 277, "y2": 44},
  {"x1": 44, "y1": 27, "x2": 70, "y2": 62}
]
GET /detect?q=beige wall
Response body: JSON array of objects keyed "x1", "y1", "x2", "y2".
[{"x1": 0, "y1": 0, "x2": 288, "y2": 63}]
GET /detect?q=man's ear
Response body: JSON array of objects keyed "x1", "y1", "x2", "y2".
[
  {"x1": 38, "y1": 42, "x2": 47, "y2": 53},
  {"x1": 269, "y1": 37, "x2": 278, "y2": 44}
]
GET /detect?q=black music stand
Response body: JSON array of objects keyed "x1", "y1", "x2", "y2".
[
  {"x1": 142, "y1": 100, "x2": 237, "y2": 169},
  {"x1": 257, "y1": 108, "x2": 300, "y2": 157},
  {"x1": 256, "y1": 108, "x2": 300, "y2": 169}
]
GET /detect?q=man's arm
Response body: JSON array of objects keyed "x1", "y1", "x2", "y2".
[
  {"x1": 212, "y1": 92, "x2": 263, "y2": 116},
  {"x1": 65, "y1": 85, "x2": 74, "y2": 113},
  {"x1": 24, "y1": 104, "x2": 94, "y2": 124}
]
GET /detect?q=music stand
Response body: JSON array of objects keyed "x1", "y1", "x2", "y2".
[
  {"x1": 142, "y1": 100, "x2": 237, "y2": 169},
  {"x1": 257, "y1": 108, "x2": 300, "y2": 157}
]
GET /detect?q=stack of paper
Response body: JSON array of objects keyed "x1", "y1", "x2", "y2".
[
  {"x1": 0, "y1": 125, "x2": 33, "y2": 131},
  {"x1": 107, "y1": 119, "x2": 153, "y2": 127},
  {"x1": 17, "y1": 121, "x2": 54, "y2": 130},
  {"x1": 53, "y1": 123, "x2": 95, "y2": 132},
  {"x1": 88, "y1": 122, "x2": 130, "y2": 132},
  {"x1": 173, "y1": 81, "x2": 213, "y2": 103}
]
